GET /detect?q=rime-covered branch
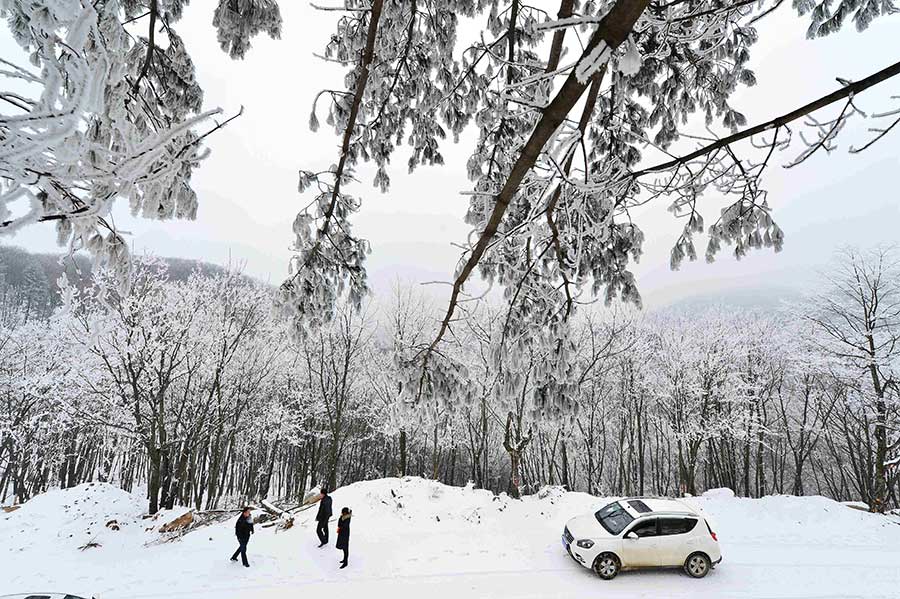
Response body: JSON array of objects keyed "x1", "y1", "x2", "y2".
[
  {"x1": 630, "y1": 60, "x2": 900, "y2": 179},
  {"x1": 416, "y1": 0, "x2": 652, "y2": 400}
]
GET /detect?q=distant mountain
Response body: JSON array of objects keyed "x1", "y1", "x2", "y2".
[
  {"x1": 658, "y1": 285, "x2": 803, "y2": 315},
  {"x1": 0, "y1": 244, "x2": 229, "y2": 318}
]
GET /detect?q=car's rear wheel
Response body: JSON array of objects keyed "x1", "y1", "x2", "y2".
[
  {"x1": 593, "y1": 553, "x2": 621, "y2": 580},
  {"x1": 684, "y1": 552, "x2": 711, "y2": 578}
]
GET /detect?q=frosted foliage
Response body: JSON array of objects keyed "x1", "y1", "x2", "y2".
[
  {"x1": 281, "y1": 0, "x2": 477, "y2": 332},
  {"x1": 489, "y1": 277, "x2": 582, "y2": 425},
  {"x1": 3, "y1": 260, "x2": 898, "y2": 507},
  {"x1": 1, "y1": 0, "x2": 278, "y2": 291},
  {"x1": 795, "y1": 0, "x2": 898, "y2": 37},
  {"x1": 289, "y1": 0, "x2": 804, "y2": 356},
  {"x1": 212, "y1": 0, "x2": 283, "y2": 59},
  {"x1": 396, "y1": 347, "x2": 475, "y2": 415}
]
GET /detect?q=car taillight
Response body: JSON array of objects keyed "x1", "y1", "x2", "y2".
[{"x1": 706, "y1": 521, "x2": 717, "y2": 541}]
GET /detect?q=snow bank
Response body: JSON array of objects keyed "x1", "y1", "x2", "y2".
[
  {"x1": 690, "y1": 492, "x2": 900, "y2": 548},
  {"x1": 2, "y1": 478, "x2": 898, "y2": 599},
  {"x1": 2, "y1": 482, "x2": 149, "y2": 554},
  {"x1": 701, "y1": 487, "x2": 735, "y2": 499}
]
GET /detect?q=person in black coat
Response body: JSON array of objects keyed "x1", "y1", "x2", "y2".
[
  {"x1": 315, "y1": 486, "x2": 333, "y2": 547},
  {"x1": 336, "y1": 507, "x2": 351, "y2": 569},
  {"x1": 230, "y1": 507, "x2": 254, "y2": 567}
]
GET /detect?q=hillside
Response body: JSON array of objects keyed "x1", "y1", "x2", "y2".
[
  {"x1": 2, "y1": 478, "x2": 898, "y2": 599},
  {"x1": 0, "y1": 244, "x2": 230, "y2": 315}
]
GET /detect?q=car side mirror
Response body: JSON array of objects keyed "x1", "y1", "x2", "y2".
[{"x1": 625, "y1": 531, "x2": 638, "y2": 540}]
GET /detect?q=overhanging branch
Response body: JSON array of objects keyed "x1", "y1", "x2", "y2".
[
  {"x1": 630, "y1": 59, "x2": 900, "y2": 179},
  {"x1": 416, "y1": 0, "x2": 651, "y2": 400}
]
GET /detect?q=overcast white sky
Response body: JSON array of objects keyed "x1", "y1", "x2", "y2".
[{"x1": 3, "y1": 4, "x2": 900, "y2": 308}]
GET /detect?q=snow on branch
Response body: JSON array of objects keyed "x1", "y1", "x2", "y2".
[
  {"x1": 0, "y1": 2, "x2": 257, "y2": 291},
  {"x1": 412, "y1": 0, "x2": 652, "y2": 402},
  {"x1": 850, "y1": 97, "x2": 900, "y2": 154},
  {"x1": 278, "y1": 0, "x2": 385, "y2": 332},
  {"x1": 629, "y1": 60, "x2": 900, "y2": 179}
]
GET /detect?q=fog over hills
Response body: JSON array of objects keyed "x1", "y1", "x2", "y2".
[
  {"x1": 0, "y1": 245, "x2": 229, "y2": 317},
  {"x1": 1, "y1": 243, "x2": 804, "y2": 320}
]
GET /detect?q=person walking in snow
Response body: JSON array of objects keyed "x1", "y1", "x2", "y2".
[
  {"x1": 231, "y1": 506, "x2": 254, "y2": 567},
  {"x1": 336, "y1": 507, "x2": 351, "y2": 569},
  {"x1": 316, "y1": 486, "x2": 333, "y2": 547}
]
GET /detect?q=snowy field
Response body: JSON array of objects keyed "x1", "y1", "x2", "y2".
[{"x1": 2, "y1": 478, "x2": 899, "y2": 599}]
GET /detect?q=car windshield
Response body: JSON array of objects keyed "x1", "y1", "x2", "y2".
[{"x1": 595, "y1": 501, "x2": 634, "y2": 535}]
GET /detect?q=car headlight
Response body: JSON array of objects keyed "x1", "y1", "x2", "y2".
[{"x1": 576, "y1": 539, "x2": 594, "y2": 549}]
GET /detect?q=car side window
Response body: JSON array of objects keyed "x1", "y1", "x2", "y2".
[
  {"x1": 629, "y1": 518, "x2": 658, "y2": 537},
  {"x1": 659, "y1": 517, "x2": 698, "y2": 535}
]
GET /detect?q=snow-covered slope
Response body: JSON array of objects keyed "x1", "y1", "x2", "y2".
[{"x1": 2, "y1": 479, "x2": 898, "y2": 599}]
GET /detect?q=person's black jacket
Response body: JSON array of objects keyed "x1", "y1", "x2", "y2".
[
  {"x1": 316, "y1": 494, "x2": 333, "y2": 522},
  {"x1": 336, "y1": 515, "x2": 351, "y2": 550},
  {"x1": 235, "y1": 515, "x2": 254, "y2": 540}
]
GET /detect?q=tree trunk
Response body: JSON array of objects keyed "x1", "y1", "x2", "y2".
[
  {"x1": 399, "y1": 429, "x2": 407, "y2": 477},
  {"x1": 148, "y1": 444, "x2": 161, "y2": 515}
]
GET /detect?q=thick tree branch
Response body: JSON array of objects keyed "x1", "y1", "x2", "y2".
[{"x1": 416, "y1": 0, "x2": 651, "y2": 400}]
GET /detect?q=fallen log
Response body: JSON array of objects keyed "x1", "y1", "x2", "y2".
[
  {"x1": 160, "y1": 510, "x2": 194, "y2": 533},
  {"x1": 261, "y1": 499, "x2": 294, "y2": 530}
]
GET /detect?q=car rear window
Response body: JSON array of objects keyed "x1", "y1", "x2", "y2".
[
  {"x1": 659, "y1": 517, "x2": 698, "y2": 535},
  {"x1": 627, "y1": 499, "x2": 652, "y2": 513}
]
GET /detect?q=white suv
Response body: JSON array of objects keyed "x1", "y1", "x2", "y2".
[{"x1": 562, "y1": 497, "x2": 722, "y2": 580}]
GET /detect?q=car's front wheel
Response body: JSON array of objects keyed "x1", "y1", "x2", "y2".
[
  {"x1": 593, "y1": 553, "x2": 621, "y2": 580},
  {"x1": 684, "y1": 552, "x2": 711, "y2": 578}
]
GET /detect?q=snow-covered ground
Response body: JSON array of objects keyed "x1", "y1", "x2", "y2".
[{"x1": 2, "y1": 478, "x2": 898, "y2": 599}]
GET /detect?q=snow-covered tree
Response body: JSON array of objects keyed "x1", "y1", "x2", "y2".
[
  {"x1": 61, "y1": 258, "x2": 284, "y2": 512},
  {"x1": 0, "y1": 317, "x2": 87, "y2": 502},
  {"x1": 296, "y1": 304, "x2": 375, "y2": 490},
  {"x1": 0, "y1": 0, "x2": 280, "y2": 287},
  {"x1": 803, "y1": 247, "x2": 900, "y2": 513}
]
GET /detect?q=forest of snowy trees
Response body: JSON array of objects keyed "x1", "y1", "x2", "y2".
[
  {"x1": 1, "y1": 247, "x2": 897, "y2": 514},
  {"x1": 3, "y1": 0, "x2": 900, "y2": 538}
]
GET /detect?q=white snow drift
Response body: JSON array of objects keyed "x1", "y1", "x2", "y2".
[{"x1": 2, "y1": 478, "x2": 898, "y2": 599}]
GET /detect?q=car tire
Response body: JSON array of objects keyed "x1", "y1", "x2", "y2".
[
  {"x1": 593, "y1": 552, "x2": 621, "y2": 580},
  {"x1": 684, "y1": 552, "x2": 711, "y2": 578}
]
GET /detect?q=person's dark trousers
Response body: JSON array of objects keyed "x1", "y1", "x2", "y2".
[
  {"x1": 341, "y1": 547, "x2": 348, "y2": 566},
  {"x1": 231, "y1": 537, "x2": 250, "y2": 566},
  {"x1": 316, "y1": 519, "x2": 329, "y2": 545}
]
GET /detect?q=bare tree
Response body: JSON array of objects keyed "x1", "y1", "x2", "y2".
[{"x1": 803, "y1": 247, "x2": 900, "y2": 512}]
